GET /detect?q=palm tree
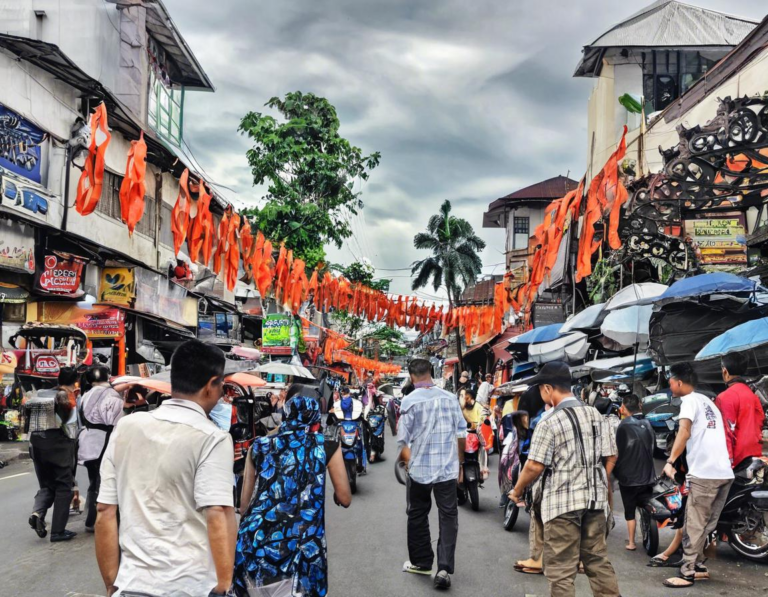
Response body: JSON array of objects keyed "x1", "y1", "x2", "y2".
[{"x1": 411, "y1": 199, "x2": 486, "y2": 371}]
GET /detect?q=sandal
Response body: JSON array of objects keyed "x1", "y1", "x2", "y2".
[
  {"x1": 694, "y1": 565, "x2": 709, "y2": 580},
  {"x1": 520, "y1": 567, "x2": 543, "y2": 575},
  {"x1": 663, "y1": 574, "x2": 695, "y2": 588},
  {"x1": 648, "y1": 555, "x2": 679, "y2": 568},
  {"x1": 514, "y1": 558, "x2": 541, "y2": 571}
]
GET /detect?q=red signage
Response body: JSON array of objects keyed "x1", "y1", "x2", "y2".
[
  {"x1": 34, "y1": 355, "x2": 60, "y2": 376},
  {"x1": 75, "y1": 308, "x2": 125, "y2": 338},
  {"x1": 36, "y1": 252, "x2": 87, "y2": 296}
]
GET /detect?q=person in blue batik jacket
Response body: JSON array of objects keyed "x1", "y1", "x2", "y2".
[{"x1": 234, "y1": 391, "x2": 351, "y2": 597}]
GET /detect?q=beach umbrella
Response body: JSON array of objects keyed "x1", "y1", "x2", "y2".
[
  {"x1": 600, "y1": 305, "x2": 653, "y2": 347},
  {"x1": 695, "y1": 318, "x2": 768, "y2": 361},
  {"x1": 657, "y1": 273, "x2": 760, "y2": 304},
  {"x1": 256, "y1": 361, "x2": 315, "y2": 379},
  {"x1": 605, "y1": 283, "x2": 668, "y2": 311},
  {"x1": 507, "y1": 323, "x2": 563, "y2": 346},
  {"x1": 561, "y1": 303, "x2": 607, "y2": 333},
  {"x1": 528, "y1": 332, "x2": 589, "y2": 364}
]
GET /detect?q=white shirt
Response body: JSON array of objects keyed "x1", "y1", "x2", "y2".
[
  {"x1": 78, "y1": 385, "x2": 124, "y2": 464},
  {"x1": 477, "y1": 381, "x2": 494, "y2": 405},
  {"x1": 678, "y1": 392, "x2": 734, "y2": 480},
  {"x1": 99, "y1": 398, "x2": 235, "y2": 597}
]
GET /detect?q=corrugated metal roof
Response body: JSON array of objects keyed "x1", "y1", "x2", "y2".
[{"x1": 575, "y1": 1, "x2": 757, "y2": 77}]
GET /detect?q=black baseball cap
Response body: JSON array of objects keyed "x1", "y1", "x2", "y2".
[{"x1": 526, "y1": 361, "x2": 572, "y2": 388}]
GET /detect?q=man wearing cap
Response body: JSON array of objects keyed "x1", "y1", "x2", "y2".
[{"x1": 508, "y1": 361, "x2": 620, "y2": 597}]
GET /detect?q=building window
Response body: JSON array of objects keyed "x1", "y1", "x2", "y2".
[
  {"x1": 643, "y1": 50, "x2": 725, "y2": 113},
  {"x1": 148, "y1": 69, "x2": 183, "y2": 145},
  {"x1": 2, "y1": 302, "x2": 26, "y2": 322},
  {"x1": 513, "y1": 216, "x2": 529, "y2": 250},
  {"x1": 95, "y1": 170, "x2": 156, "y2": 240},
  {"x1": 160, "y1": 203, "x2": 174, "y2": 248}
]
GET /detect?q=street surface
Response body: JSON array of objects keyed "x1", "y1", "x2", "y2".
[{"x1": 1, "y1": 438, "x2": 768, "y2": 597}]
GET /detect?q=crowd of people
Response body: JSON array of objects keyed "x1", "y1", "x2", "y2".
[{"x1": 20, "y1": 340, "x2": 767, "y2": 596}]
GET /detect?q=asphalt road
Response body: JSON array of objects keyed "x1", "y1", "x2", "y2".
[{"x1": 2, "y1": 436, "x2": 768, "y2": 597}]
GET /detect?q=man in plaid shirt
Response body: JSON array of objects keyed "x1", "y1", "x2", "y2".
[
  {"x1": 509, "y1": 362, "x2": 620, "y2": 597},
  {"x1": 398, "y1": 358, "x2": 467, "y2": 590}
]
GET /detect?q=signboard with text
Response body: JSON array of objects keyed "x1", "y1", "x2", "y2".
[
  {"x1": 98, "y1": 267, "x2": 136, "y2": 307},
  {"x1": 39, "y1": 303, "x2": 125, "y2": 339},
  {"x1": 35, "y1": 252, "x2": 87, "y2": 296},
  {"x1": 0, "y1": 221, "x2": 35, "y2": 273},
  {"x1": 684, "y1": 214, "x2": 747, "y2": 265},
  {"x1": 262, "y1": 314, "x2": 292, "y2": 355}
]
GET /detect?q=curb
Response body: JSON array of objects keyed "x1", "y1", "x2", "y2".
[{"x1": 0, "y1": 443, "x2": 30, "y2": 465}]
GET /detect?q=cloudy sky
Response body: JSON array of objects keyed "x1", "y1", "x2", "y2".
[{"x1": 166, "y1": 0, "x2": 765, "y2": 299}]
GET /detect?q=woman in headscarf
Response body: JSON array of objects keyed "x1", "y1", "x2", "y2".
[{"x1": 234, "y1": 389, "x2": 352, "y2": 597}]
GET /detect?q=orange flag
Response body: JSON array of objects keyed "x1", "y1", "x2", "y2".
[
  {"x1": 119, "y1": 131, "x2": 147, "y2": 235},
  {"x1": 75, "y1": 103, "x2": 112, "y2": 216},
  {"x1": 171, "y1": 169, "x2": 192, "y2": 256}
]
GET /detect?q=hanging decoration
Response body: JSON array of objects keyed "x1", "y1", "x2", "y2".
[
  {"x1": 171, "y1": 168, "x2": 192, "y2": 256},
  {"x1": 187, "y1": 179, "x2": 214, "y2": 265},
  {"x1": 75, "y1": 102, "x2": 112, "y2": 216},
  {"x1": 119, "y1": 131, "x2": 147, "y2": 236}
]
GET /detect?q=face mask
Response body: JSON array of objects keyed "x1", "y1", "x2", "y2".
[{"x1": 209, "y1": 398, "x2": 232, "y2": 432}]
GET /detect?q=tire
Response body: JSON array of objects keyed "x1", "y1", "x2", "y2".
[
  {"x1": 457, "y1": 485, "x2": 467, "y2": 506},
  {"x1": 504, "y1": 499, "x2": 519, "y2": 531},
  {"x1": 468, "y1": 480, "x2": 479, "y2": 512},
  {"x1": 727, "y1": 512, "x2": 768, "y2": 562},
  {"x1": 640, "y1": 508, "x2": 658, "y2": 556},
  {"x1": 345, "y1": 459, "x2": 358, "y2": 495}
]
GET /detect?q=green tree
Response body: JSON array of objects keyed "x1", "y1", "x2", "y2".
[
  {"x1": 239, "y1": 92, "x2": 381, "y2": 268},
  {"x1": 411, "y1": 199, "x2": 486, "y2": 370}
]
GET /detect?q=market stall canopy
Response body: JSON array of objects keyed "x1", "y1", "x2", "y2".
[
  {"x1": 493, "y1": 382, "x2": 530, "y2": 397},
  {"x1": 604, "y1": 283, "x2": 668, "y2": 310},
  {"x1": 571, "y1": 353, "x2": 652, "y2": 378},
  {"x1": 600, "y1": 305, "x2": 652, "y2": 347},
  {"x1": 560, "y1": 303, "x2": 607, "y2": 333},
  {"x1": 0, "y1": 283, "x2": 29, "y2": 304},
  {"x1": 225, "y1": 371, "x2": 268, "y2": 388},
  {"x1": 696, "y1": 318, "x2": 768, "y2": 360},
  {"x1": 528, "y1": 332, "x2": 589, "y2": 365},
  {"x1": 508, "y1": 324, "x2": 563, "y2": 346},
  {"x1": 256, "y1": 362, "x2": 315, "y2": 379},
  {"x1": 656, "y1": 273, "x2": 762, "y2": 304},
  {"x1": 112, "y1": 375, "x2": 172, "y2": 395}
]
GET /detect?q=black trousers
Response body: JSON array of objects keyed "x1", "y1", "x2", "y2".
[
  {"x1": 30, "y1": 431, "x2": 74, "y2": 534},
  {"x1": 84, "y1": 458, "x2": 102, "y2": 528},
  {"x1": 407, "y1": 478, "x2": 459, "y2": 574}
]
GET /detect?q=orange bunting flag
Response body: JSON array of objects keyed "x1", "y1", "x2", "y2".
[
  {"x1": 118, "y1": 131, "x2": 147, "y2": 235},
  {"x1": 187, "y1": 180, "x2": 215, "y2": 265},
  {"x1": 212, "y1": 209, "x2": 230, "y2": 275},
  {"x1": 171, "y1": 169, "x2": 192, "y2": 256},
  {"x1": 75, "y1": 103, "x2": 112, "y2": 216},
  {"x1": 225, "y1": 213, "x2": 240, "y2": 291}
]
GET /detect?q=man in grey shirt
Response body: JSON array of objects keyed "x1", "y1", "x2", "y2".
[{"x1": 96, "y1": 340, "x2": 236, "y2": 597}]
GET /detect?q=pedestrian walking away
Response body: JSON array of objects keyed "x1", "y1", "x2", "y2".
[
  {"x1": 662, "y1": 363, "x2": 734, "y2": 589},
  {"x1": 509, "y1": 361, "x2": 621, "y2": 597},
  {"x1": 398, "y1": 358, "x2": 467, "y2": 590},
  {"x1": 614, "y1": 394, "x2": 656, "y2": 551},
  {"x1": 94, "y1": 340, "x2": 237, "y2": 597},
  {"x1": 25, "y1": 366, "x2": 79, "y2": 542},
  {"x1": 234, "y1": 389, "x2": 351, "y2": 597},
  {"x1": 78, "y1": 365, "x2": 124, "y2": 532}
]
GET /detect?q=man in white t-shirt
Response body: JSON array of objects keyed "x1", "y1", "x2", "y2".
[
  {"x1": 95, "y1": 340, "x2": 236, "y2": 597},
  {"x1": 661, "y1": 363, "x2": 733, "y2": 589},
  {"x1": 476, "y1": 374, "x2": 494, "y2": 407}
]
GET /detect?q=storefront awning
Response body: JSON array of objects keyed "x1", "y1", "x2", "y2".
[{"x1": 0, "y1": 283, "x2": 29, "y2": 304}]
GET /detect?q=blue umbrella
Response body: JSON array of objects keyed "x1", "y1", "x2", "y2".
[
  {"x1": 508, "y1": 323, "x2": 563, "y2": 345},
  {"x1": 658, "y1": 273, "x2": 759, "y2": 303},
  {"x1": 695, "y1": 317, "x2": 768, "y2": 360}
]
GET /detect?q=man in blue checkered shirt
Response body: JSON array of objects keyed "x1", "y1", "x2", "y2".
[{"x1": 397, "y1": 358, "x2": 466, "y2": 590}]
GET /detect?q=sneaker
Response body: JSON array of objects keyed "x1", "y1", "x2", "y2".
[
  {"x1": 403, "y1": 561, "x2": 433, "y2": 575},
  {"x1": 28, "y1": 513, "x2": 47, "y2": 538},
  {"x1": 50, "y1": 530, "x2": 77, "y2": 543},
  {"x1": 434, "y1": 570, "x2": 451, "y2": 590}
]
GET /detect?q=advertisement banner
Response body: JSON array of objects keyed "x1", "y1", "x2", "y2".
[
  {"x1": 39, "y1": 303, "x2": 125, "y2": 338},
  {"x1": 262, "y1": 314, "x2": 292, "y2": 355},
  {"x1": 98, "y1": 267, "x2": 136, "y2": 307},
  {"x1": 35, "y1": 252, "x2": 87, "y2": 296},
  {"x1": 0, "y1": 221, "x2": 35, "y2": 274},
  {"x1": 0, "y1": 104, "x2": 46, "y2": 184},
  {"x1": 684, "y1": 214, "x2": 747, "y2": 265},
  {"x1": 134, "y1": 268, "x2": 194, "y2": 327}
]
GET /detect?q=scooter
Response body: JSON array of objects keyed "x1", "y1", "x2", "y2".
[
  {"x1": 639, "y1": 476, "x2": 686, "y2": 556},
  {"x1": 332, "y1": 398, "x2": 367, "y2": 495},
  {"x1": 498, "y1": 410, "x2": 522, "y2": 531},
  {"x1": 386, "y1": 396, "x2": 401, "y2": 436},
  {"x1": 458, "y1": 425, "x2": 485, "y2": 512},
  {"x1": 367, "y1": 404, "x2": 387, "y2": 462}
]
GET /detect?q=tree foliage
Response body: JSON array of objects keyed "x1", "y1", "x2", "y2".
[{"x1": 239, "y1": 92, "x2": 381, "y2": 267}]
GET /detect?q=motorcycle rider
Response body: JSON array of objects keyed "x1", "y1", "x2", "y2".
[
  {"x1": 662, "y1": 363, "x2": 734, "y2": 589},
  {"x1": 714, "y1": 352, "x2": 764, "y2": 470}
]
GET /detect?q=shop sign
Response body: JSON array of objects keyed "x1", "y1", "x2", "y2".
[
  {"x1": 34, "y1": 355, "x2": 60, "y2": 375},
  {"x1": 98, "y1": 267, "x2": 135, "y2": 307},
  {"x1": 262, "y1": 314, "x2": 292, "y2": 355},
  {"x1": 0, "y1": 104, "x2": 46, "y2": 184},
  {"x1": 39, "y1": 303, "x2": 125, "y2": 339},
  {"x1": 134, "y1": 268, "x2": 194, "y2": 327},
  {"x1": 35, "y1": 252, "x2": 87, "y2": 296},
  {"x1": 533, "y1": 302, "x2": 565, "y2": 328},
  {"x1": 684, "y1": 214, "x2": 747, "y2": 265},
  {"x1": 0, "y1": 221, "x2": 35, "y2": 273}
]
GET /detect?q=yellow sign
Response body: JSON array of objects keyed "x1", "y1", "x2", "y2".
[
  {"x1": 98, "y1": 267, "x2": 135, "y2": 306},
  {"x1": 685, "y1": 215, "x2": 747, "y2": 265}
]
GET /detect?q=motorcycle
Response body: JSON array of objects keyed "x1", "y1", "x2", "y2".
[
  {"x1": 367, "y1": 404, "x2": 387, "y2": 462},
  {"x1": 331, "y1": 398, "x2": 367, "y2": 495},
  {"x1": 458, "y1": 425, "x2": 486, "y2": 512},
  {"x1": 716, "y1": 457, "x2": 768, "y2": 561},
  {"x1": 497, "y1": 409, "x2": 522, "y2": 531},
  {"x1": 386, "y1": 396, "x2": 401, "y2": 436},
  {"x1": 639, "y1": 476, "x2": 686, "y2": 556}
]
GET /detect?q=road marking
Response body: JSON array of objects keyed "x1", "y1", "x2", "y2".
[{"x1": 0, "y1": 472, "x2": 30, "y2": 481}]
